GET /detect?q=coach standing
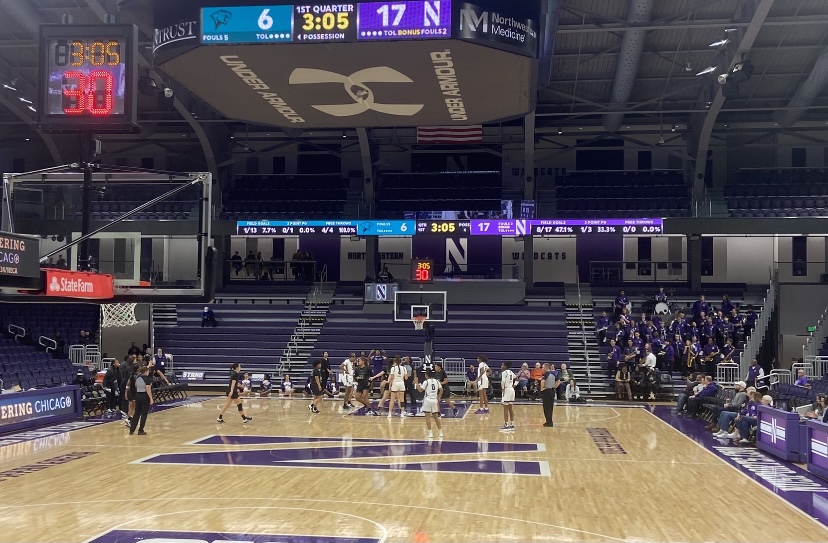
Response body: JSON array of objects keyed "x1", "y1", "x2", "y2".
[
  {"x1": 129, "y1": 366, "x2": 154, "y2": 435},
  {"x1": 540, "y1": 363, "x2": 559, "y2": 428}
]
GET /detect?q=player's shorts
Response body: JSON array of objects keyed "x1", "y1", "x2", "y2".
[
  {"x1": 229, "y1": 391, "x2": 239, "y2": 400},
  {"x1": 310, "y1": 385, "x2": 322, "y2": 397},
  {"x1": 283, "y1": 386, "x2": 293, "y2": 394},
  {"x1": 422, "y1": 398, "x2": 439, "y2": 413},
  {"x1": 390, "y1": 381, "x2": 406, "y2": 392},
  {"x1": 502, "y1": 388, "x2": 515, "y2": 403},
  {"x1": 356, "y1": 383, "x2": 370, "y2": 393},
  {"x1": 342, "y1": 375, "x2": 354, "y2": 387},
  {"x1": 479, "y1": 376, "x2": 489, "y2": 389}
]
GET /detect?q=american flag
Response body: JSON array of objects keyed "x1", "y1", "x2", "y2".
[{"x1": 416, "y1": 125, "x2": 483, "y2": 144}]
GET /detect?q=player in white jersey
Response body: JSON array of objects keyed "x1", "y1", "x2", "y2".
[
  {"x1": 417, "y1": 370, "x2": 443, "y2": 439},
  {"x1": 387, "y1": 356, "x2": 408, "y2": 417},
  {"x1": 475, "y1": 355, "x2": 491, "y2": 414},
  {"x1": 500, "y1": 361, "x2": 517, "y2": 431},
  {"x1": 340, "y1": 353, "x2": 356, "y2": 409}
]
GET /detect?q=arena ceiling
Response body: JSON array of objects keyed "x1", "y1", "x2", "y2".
[{"x1": 0, "y1": 0, "x2": 827, "y2": 151}]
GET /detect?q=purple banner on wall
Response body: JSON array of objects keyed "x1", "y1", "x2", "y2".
[
  {"x1": 575, "y1": 235, "x2": 623, "y2": 283},
  {"x1": 298, "y1": 236, "x2": 340, "y2": 280}
]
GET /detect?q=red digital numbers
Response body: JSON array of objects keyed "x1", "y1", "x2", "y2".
[
  {"x1": 62, "y1": 70, "x2": 114, "y2": 115},
  {"x1": 414, "y1": 268, "x2": 431, "y2": 281}
]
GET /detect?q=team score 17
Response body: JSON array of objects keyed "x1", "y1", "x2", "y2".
[{"x1": 302, "y1": 12, "x2": 349, "y2": 31}]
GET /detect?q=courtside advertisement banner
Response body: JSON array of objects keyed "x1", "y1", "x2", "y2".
[{"x1": 44, "y1": 269, "x2": 115, "y2": 300}]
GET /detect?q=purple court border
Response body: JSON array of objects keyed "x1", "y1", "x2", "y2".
[
  {"x1": 86, "y1": 528, "x2": 378, "y2": 543},
  {"x1": 650, "y1": 405, "x2": 828, "y2": 530}
]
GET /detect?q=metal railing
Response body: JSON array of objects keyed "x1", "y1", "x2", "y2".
[
  {"x1": 38, "y1": 336, "x2": 57, "y2": 354},
  {"x1": 589, "y1": 261, "x2": 689, "y2": 285},
  {"x1": 803, "y1": 306, "x2": 828, "y2": 360},
  {"x1": 8, "y1": 324, "x2": 25, "y2": 340},
  {"x1": 69, "y1": 344, "x2": 101, "y2": 369},
  {"x1": 228, "y1": 259, "x2": 317, "y2": 282},
  {"x1": 716, "y1": 362, "x2": 740, "y2": 386},
  {"x1": 740, "y1": 270, "x2": 777, "y2": 378},
  {"x1": 575, "y1": 267, "x2": 592, "y2": 393},
  {"x1": 804, "y1": 355, "x2": 828, "y2": 379}
]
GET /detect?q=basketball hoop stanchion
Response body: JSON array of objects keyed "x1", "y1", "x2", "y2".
[{"x1": 412, "y1": 315, "x2": 426, "y2": 330}]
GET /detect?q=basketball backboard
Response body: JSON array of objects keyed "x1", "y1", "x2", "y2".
[{"x1": 393, "y1": 291, "x2": 447, "y2": 322}]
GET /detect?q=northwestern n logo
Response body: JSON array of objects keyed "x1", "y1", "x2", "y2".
[
  {"x1": 446, "y1": 237, "x2": 468, "y2": 272},
  {"x1": 289, "y1": 67, "x2": 424, "y2": 117}
]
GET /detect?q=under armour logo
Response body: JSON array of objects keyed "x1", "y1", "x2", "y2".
[
  {"x1": 210, "y1": 9, "x2": 232, "y2": 30},
  {"x1": 289, "y1": 67, "x2": 424, "y2": 117}
]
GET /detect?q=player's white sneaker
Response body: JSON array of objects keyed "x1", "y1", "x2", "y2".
[
  {"x1": 426, "y1": 431, "x2": 433, "y2": 439},
  {"x1": 437, "y1": 431, "x2": 443, "y2": 437}
]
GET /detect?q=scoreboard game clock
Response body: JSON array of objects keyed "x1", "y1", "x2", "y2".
[
  {"x1": 37, "y1": 25, "x2": 138, "y2": 130},
  {"x1": 410, "y1": 258, "x2": 434, "y2": 283},
  {"x1": 294, "y1": 3, "x2": 357, "y2": 42}
]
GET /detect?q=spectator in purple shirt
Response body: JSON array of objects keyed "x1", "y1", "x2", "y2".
[
  {"x1": 794, "y1": 369, "x2": 810, "y2": 388},
  {"x1": 595, "y1": 311, "x2": 610, "y2": 345},
  {"x1": 720, "y1": 338, "x2": 736, "y2": 365},
  {"x1": 744, "y1": 305, "x2": 758, "y2": 332},
  {"x1": 692, "y1": 295, "x2": 710, "y2": 322},
  {"x1": 606, "y1": 339, "x2": 622, "y2": 377},
  {"x1": 614, "y1": 290, "x2": 629, "y2": 321},
  {"x1": 662, "y1": 339, "x2": 676, "y2": 372},
  {"x1": 686, "y1": 375, "x2": 718, "y2": 417},
  {"x1": 736, "y1": 394, "x2": 773, "y2": 444},
  {"x1": 745, "y1": 358, "x2": 767, "y2": 390},
  {"x1": 719, "y1": 294, "x2": 734, "y2": 316},
  {"x1": 701, "y1": 338, "x2": 720, "y2": 375}
]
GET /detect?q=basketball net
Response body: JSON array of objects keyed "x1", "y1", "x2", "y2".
[
  {"x1": 101, "y1": 303, "x2": 138, "y2": 328},
  {"x1": 412, "y1": 316, "x2": 426, "y2": 330}
]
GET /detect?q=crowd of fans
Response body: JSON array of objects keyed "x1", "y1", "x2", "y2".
[{"x1": 598, "y1": 290, "x2": 758, "y2": 380}]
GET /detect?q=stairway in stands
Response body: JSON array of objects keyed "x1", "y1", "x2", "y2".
[
  {"x1": 279, "y1": 282, "x2": 336, "y2": 375},
  {"x1": 152, "y1": 294, "x2": 308, "y2": 386},
  {"x1": 563, "y1": 285, "x2": 611, "y2": 399}
]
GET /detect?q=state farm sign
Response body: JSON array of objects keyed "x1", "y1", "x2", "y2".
[{"x1": 44, "y1": 269, "x2": 114, "y2": 300}]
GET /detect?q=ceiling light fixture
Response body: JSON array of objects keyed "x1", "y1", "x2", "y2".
[
  {"x1": 696, "y1": 66, "x2": 717, "y2": 76},
  {"x1": 709, "y1": 38, "x2": 730, "y2": 48}
]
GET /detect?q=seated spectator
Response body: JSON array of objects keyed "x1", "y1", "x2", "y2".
[
  {"x1": 231, "y1": 251, "x2": 243, "y2": 275},
  {"x1": 805, "y1": 393, "x2": 827, "y2": 422},
  {"x1": 516, "y1": 363, "x2": 531, "y2": 397},
  {"x1": 260, "y1": 374, "x2": 272, "y2": 397},
  {"x1": 557, "y1": 363, "x2": 574, "y2": 400},
  {"x1": 201, "y1": 306, "x2": 217, "y2": 328},
  {"x1": 736, "y1": 394, "x2": 773, "y2": 445},
  {"x1": 615, "y1": 365, "x2": 632, "y2": 400},
  {"x1": 631, "y1": 366, "x2": 646, "y2": 400},
  {"x1": 529, "y1": 362, "x2": 545, "y2": 399},
  {"x1": 281, "y1": 374, "x2": 294, "y2": 397},
  {"x1": 686, "y1": 375, "x2": 718, "y2": 417},
  {"x1": 595, "y1": 311, "x2": 610, "y2": 345},
  {"x1": 708, "y1": 382, "x2": 751, "y2": 434},
  {"x1": 676, "y1": 374, "x2": 704, "y2": 414},
  {"x1": 566, "y1": 379, "x2": 585, "y2": 403},
  {"x1": 465, "y1": 365, "x2": 478, "y2": 396},
  {"x1": 239, "y1": 373, "x2": 251, "y2": 397},
  {"x1": 793, "y1": 369, "x2": 810, "y2": 388}
]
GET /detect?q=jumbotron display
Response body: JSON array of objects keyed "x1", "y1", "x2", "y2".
[
  {"x1": 38, "y1": 25, "x2": 138, "y2": 129},
  {"x1": 237, "y1": 218, "x2": 664, "y2": 236}
]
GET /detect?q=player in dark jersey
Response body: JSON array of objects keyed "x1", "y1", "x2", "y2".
[
  {"x1": 217, "y1": 362, "x2": 252, "y2": 424},
  {"x1": 355, "y1": 357, "x2": 380, "y2": 416},
  {"x1": 434, "y1": 361, "x2": 459, "y2": 417},
  {"x1": 308, "y1": 359, "x2": 324, "y2": 413}
]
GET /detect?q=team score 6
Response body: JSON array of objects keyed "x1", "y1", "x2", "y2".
[{"x1": 302, "y1": 12, "x2": 350, "y2": 31}]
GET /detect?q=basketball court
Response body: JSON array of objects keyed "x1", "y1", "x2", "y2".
[{"x1": 0, "y1": 398, "x2": 826, "y2": 543}]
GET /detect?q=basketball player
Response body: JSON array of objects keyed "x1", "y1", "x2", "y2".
[
  {"x1": 320, "y1": 351, "x2": 334, "y2": 397},
  {"x1": 434, "y1": 361, "x2": 459, "y2": 417},
  {"x1": 373, "y1": 359, "x2": 393, "y2": 413},
  {"x1": 341, "y1": 353, "x2": 356, "y2": 409},
  {"x1": 123, "y1": 361, "x2": 139, "y2": 427},
  {"x1": 354, "y1": 357, "x2": 379, "y2": 415},
  {"x1": 500, "y1": 362, "x2": 517, "y2": 431},
  {"x1": 217, "y1": 362, "x2": 252, "y2": 424},
  {"x1": 308, "y1": 359, "x2": 324, "y2": 413},
  {"x1": 388, "y1": 356, "x2": 408, "y2": 417},
  {"x1": 475, "y1": 355, "x2": 491, "y2": 414},
  {"x1": 417, "y1": 369, "x2": 443, "y2": 439}
]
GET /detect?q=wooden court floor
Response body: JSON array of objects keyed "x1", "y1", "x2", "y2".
[{"x1": 0, "y1": 397, "x2": 826, "y2": 543}]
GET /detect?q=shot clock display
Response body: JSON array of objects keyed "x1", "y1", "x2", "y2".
[
  {"x1": 411, "y1": 259, "x2": 434, "y2": 283},
  {"x1": 38, "y1": 25, "x2": 137, "y2": 129}
]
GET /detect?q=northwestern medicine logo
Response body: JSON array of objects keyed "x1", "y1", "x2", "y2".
[
  {"x1": 459, "y1": 4, "x2": 537, "y2": 44},
  {"x1": 289, "y1": 67, "x2": 424, "y2": 117}
]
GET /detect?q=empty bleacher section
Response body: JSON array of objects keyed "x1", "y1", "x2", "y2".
[
  {"x1": 0, "y1": 338, "x2": 76, "y2": 389},
  {"x1": 71, "y1": 184, "x2": 200, "y2": 221},
  {"x1": 554, "y1": 171, "x2": 690, "y2": 218},
  {"x1": 309, "y1": 304, "x2": 569, "y2": 380},
  {"x1": 153, "y1": 294, "x2": 310, "y2": 385},
  {"x1": 725, "y1": 168, "x2": 828, "y2": 217},
  {"x1": 222, "y1": 174, "x2": 348, "y2": 219},
  {"x1": 0, "y1": 303, "x2": 99, "y2": 352},
  {"x1": 376, "y1": 172, "x2": 501, "y2": 216}
]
